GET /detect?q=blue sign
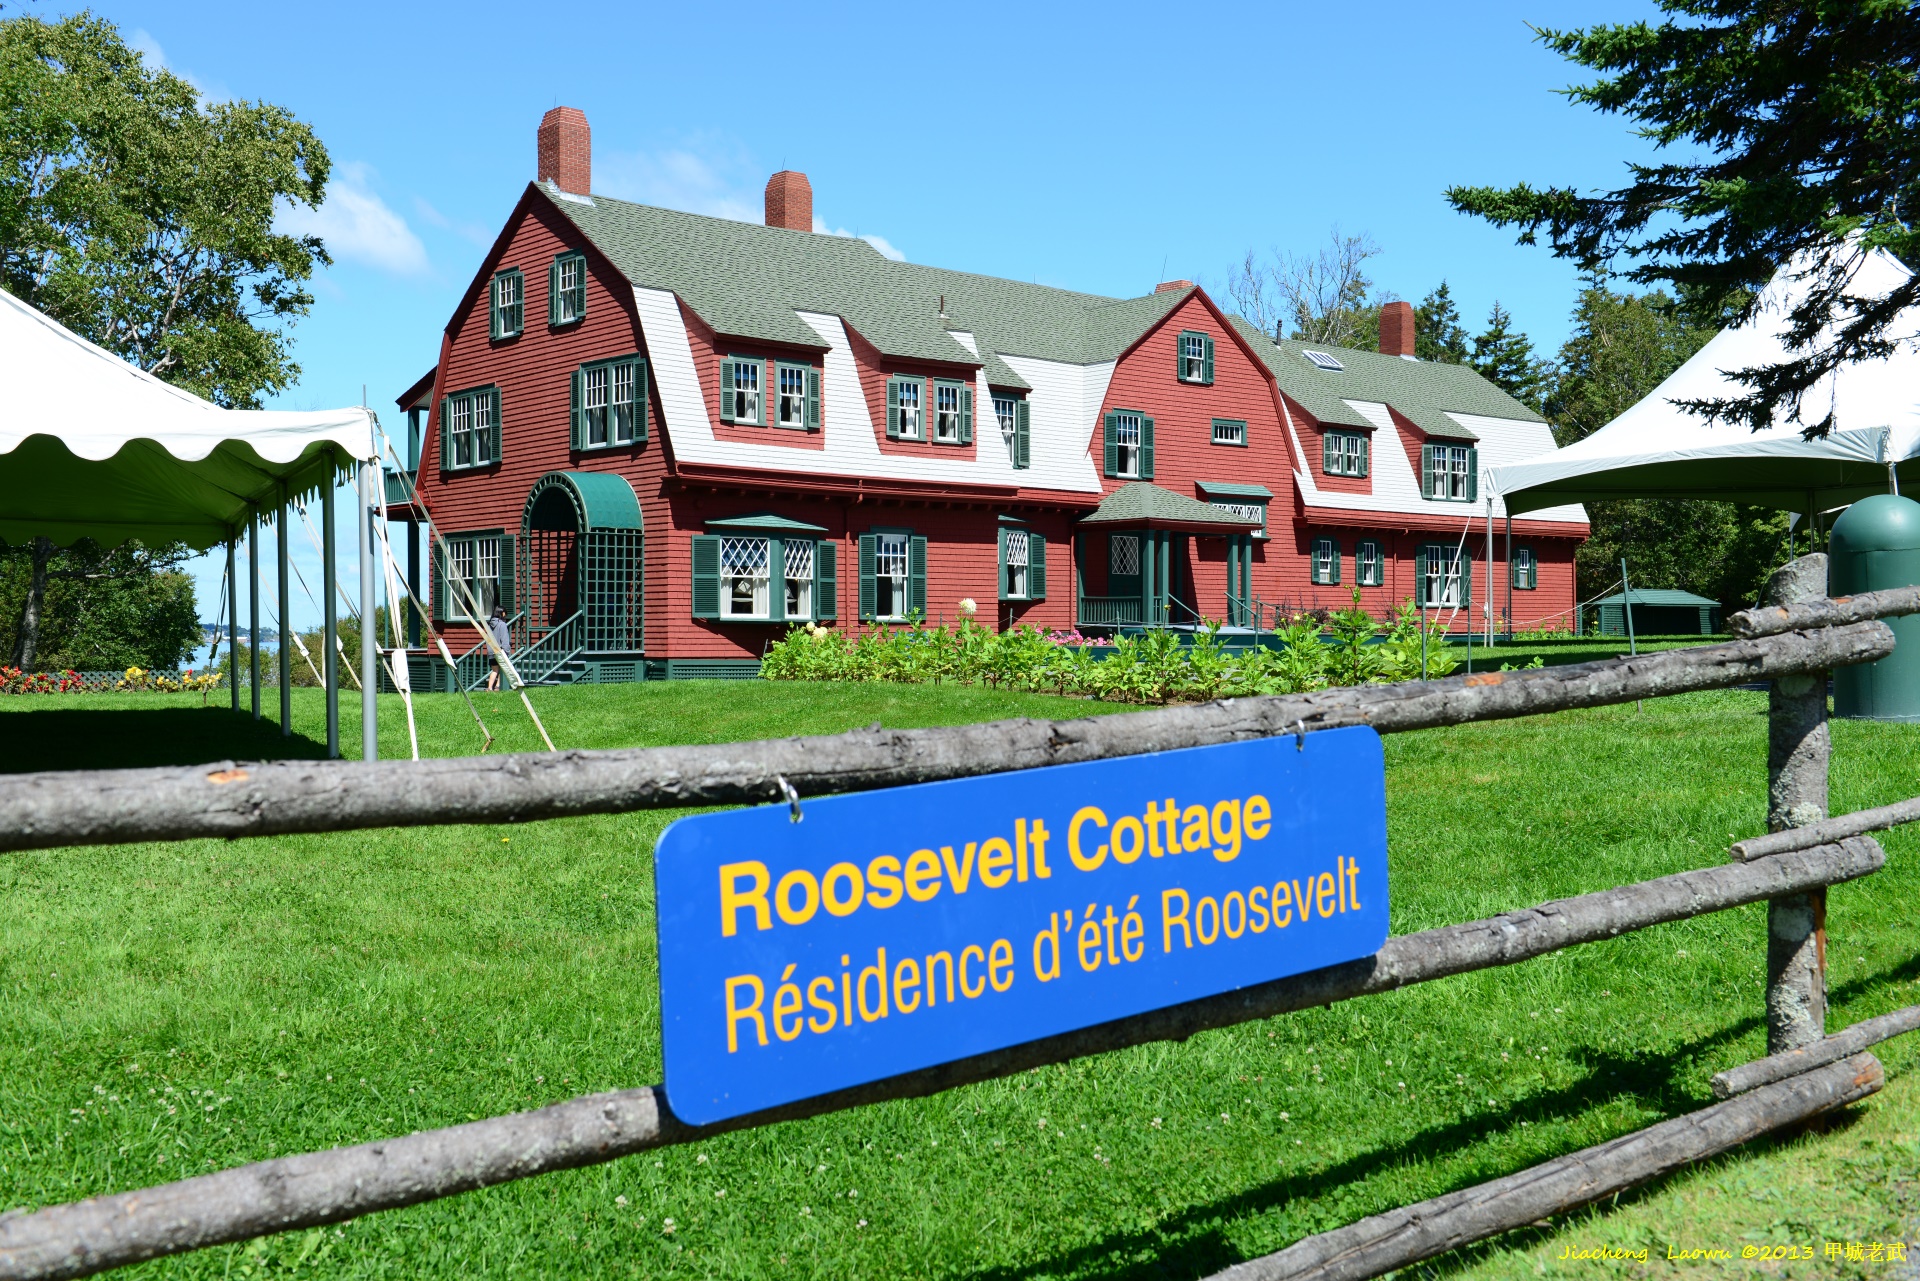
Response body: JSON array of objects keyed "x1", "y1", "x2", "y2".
[{"x1": 654, "y1": 728, "x2": 1388, "y2": 1125}]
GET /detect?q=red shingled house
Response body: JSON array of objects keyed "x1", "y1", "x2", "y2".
[{"x1": 393, "y1": 108, "x2": 1586, "y2": 683}]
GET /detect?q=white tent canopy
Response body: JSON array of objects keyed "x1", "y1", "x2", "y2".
[
  {"x1": 1495, "y1": 250, "x2": 1920, "y2": 516},
  {"x1": 0, "y1": 286, "x2": 373, "y2": 548}
]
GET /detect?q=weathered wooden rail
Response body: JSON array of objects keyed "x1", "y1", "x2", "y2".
[{"x1": 2, "y1": 553, "x2": 1917, "y2": 1280}]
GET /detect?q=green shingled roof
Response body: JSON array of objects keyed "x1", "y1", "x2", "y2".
[
  {"x1": 1225, "y1": 316, "x2": 1544, "y2": 441},
  {"x1": 1079, "y1": 482, "x2": 1263, "y2": 529},
  {"x1": 546, "y1": 187, "x2": 1185, "y2": 382},
  {"x1": 1591, "y1": 588, "x2": 1720, "y2": 608}
]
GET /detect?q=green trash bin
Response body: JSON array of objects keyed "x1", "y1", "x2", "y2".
[{"x1": 1830, "y1": 493, "x2": 1920, "y2": 721}]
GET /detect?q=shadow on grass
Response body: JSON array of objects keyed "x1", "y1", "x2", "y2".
[
  {"x1": 961, "y1": 956, "x2": 1920, "y2": 1281},
  {"x1": 0, "y1": 706, "x2": 328, "y2": 773}
]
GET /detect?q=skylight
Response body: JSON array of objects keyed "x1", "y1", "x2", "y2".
[{"x1": 1303, "y1": 350, "x2": 1345, "y2": 372}]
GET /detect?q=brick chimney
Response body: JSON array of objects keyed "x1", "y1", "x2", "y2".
[
  {"x1": 537, "y1": 107, "x2": 591, "y2": 194},
  {"x1": 1379, "y1": 300, "x2": 1416, "y2": 357},
  {"x1": 1155, "y1": 279, "x2": 1195, "y2": 294},
  {"x1": 765, "y1": 170, "x2": 813, "y2": 232}
]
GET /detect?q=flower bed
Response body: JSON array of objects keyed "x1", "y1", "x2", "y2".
[
  {"x1": 0, "y1": 666, "x2": 225, "y2": 695},
  {"x1": 762, "y1": 596, "x2": 1475, "y2": 703}
]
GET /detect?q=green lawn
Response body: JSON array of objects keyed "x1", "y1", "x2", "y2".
[{"x1": 0, "y1": 682, "x2": 1915, "y2": 1280}]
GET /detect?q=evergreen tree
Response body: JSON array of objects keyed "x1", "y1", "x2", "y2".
[
  {"x1": 1414, "y1": 282, "x2": 1469, "y2": 364},
  {"x1": 1469, "y1": 303, "x2": 1555, "y2": 412}
]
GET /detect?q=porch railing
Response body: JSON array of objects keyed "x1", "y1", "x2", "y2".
[
  {"x1": 449, "y1": 611, "x2": 522, "y2": 691},
  {"x1": 510, "y1": 611, "x2": 586, "y2": 685},
  {"x1": 1077, "y1": 595, "x2": 1146, "y2": 626}
]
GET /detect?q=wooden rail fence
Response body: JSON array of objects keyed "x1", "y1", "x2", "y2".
[{"x1": 1, "y1": 553, "x2": 1916, "y2": 1281}]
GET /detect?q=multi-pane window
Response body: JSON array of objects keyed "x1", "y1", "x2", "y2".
[
  {"x1": 995, "y1": 395, "x2": 1017, "y2": 460},
  {"x1": 784, "y1": 539, "x2": 815, "y2": 618},
  {"x1": 1425, "y1": 444, "x2": 1475, "y2": 500},
  {"x1": 1212, "y1": 501, "x2": 1266, "y2": 538},
  {"x1": 491, "y1": 270, "x2": 523, "y2": 340},
  {"x1": 891, "y1": 379, "x2": 922, "y2": 440},
  {"x1": 1512, "y1": 546, "x2": 1537, "y2": 590},
  {"x1": 611, "y1": 361, "x2": 640, "y2": 443},
  {"x1": 727, "y1": 359, "x2": 762, "y2": 426},
  {"x1": 1003, "y1": 529, "x2": 1029, "y2": 599},
  {"x1": 873, "y1": 532, "x2": 909, "y2": 619},
  {"x1": 1423, "y1": 545, "x2": 1467, "y2": 606},
  {"x1": 1324, "y1": 432, "x2": 1368, "y2": 477},
  {"x1": 720, "y1": 536, "x2": 771, "y2": 619},
  {"x1": 1113, "y1": 412, "x2": 1142, "y2": 478},
  {"x1": 444, "y1": 387, "x2": 499, "y2": 469},
  {"x1": 446, "y1": 534, "x2": 503, "y2": 619},
  {"x1": 1110, "y1": 534, "x2": 1141, "y2": 577},
  {"x1": 1356, "y1": 540, "x2": 1384, "y2": 587},
  {"x1": 934, "y1": 382, "x2": 962, "y2": 442},
  {"x1": 1212, "y1": 419, "x2": 1246, "y2": 446},
  {"x1": 551, "y1": 253, "x2": 585, "y2": 326},
  {"x1": 582, "y1": 365, "x2": 611, "y2": 447},
  {"x1": 1311, "y1": 537, "x2": 1340, "y2": 585},
  {"x1": 1178, "y1": 331, "x2": 1213, "y2": 384},
  {"x1": 777, "y1": 364, "x2": 807, "y2": 428}
]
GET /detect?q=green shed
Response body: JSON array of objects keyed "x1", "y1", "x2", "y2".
[{"x1": 1583, "y1": 588, "x2": 1721, "y2": 637}]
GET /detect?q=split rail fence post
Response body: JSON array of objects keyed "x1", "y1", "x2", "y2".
[{"x1": 1765, "y1": 554, "x2": 1830, "y2": 1052}]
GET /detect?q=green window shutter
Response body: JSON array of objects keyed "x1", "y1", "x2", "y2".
[
  {"x1": 1357, "y1": 432, "x2": 1370, "y2": 477},
  {"x1": 1102, "y1": 412, "x2": 1118, "y2": 476},
  {"x1": 1420, "y1": 443, "x2": 1435, "y2": 497},
  {"x1": 997, "y1": 525, "x2": 1011, "y2": 601},
  {"x1": 1459, "y1": 554, "x2": 1472, "y2": 609},
  {"x1": 885, "y1": 380, "x2": 900, "y2": 439},
  {"x1": 1415, "y1": 544, "x2": 1429, "y2": 606},
  {"x1": 718, "y1": 359, "x2": 735, "y2": 424},
  {"x1": 635, "y1": 359, "x2": 650, "y2": 443},
  {"x1": 489, "y1": 278, "x2": 502, "y2": 341},
  {"x1": 570, "y1": 369, "x2": 584, "y2": 449},
  {"x1": 806, "y1": 367, "x2": 821, "y2": 431},
  {"x1": 691, "y1": 536, "x2": 721, "y2": 619},
  {"x1": 769, "y1": 537, "x2": 786, "y2": 624},
  {"x1": 498, "y1": 533, "x2": 516, "y2": 619},
  {"x1": 1202, "y1": 335, "x2": 1215, "y2": 384},
  {"x1": 432, "y1": 540, "x2": 448, "y2": 620},
  {"x1": 508, "y1": 270, "x2": 523, "y2": 336},
  {"x1": 1330, "y1": 540, "x2": 1341, "y2": 585},
  {"x1": 1014, "y1": 400, "x2": 1030, "y2": 469},
  {"x1": 488, "y1": 387, "x2": 503, "y2": 463},
  {"x1": 1466, "y1": 447, "x2": 1479, "y2": 501},
  {"x1": 908, "y1": 535, "x2": 927, "y2": 617},
  {"x1": 1141, "y1": 416, "x2": 1155, "y2": 479},
  {"x1": 548, "y1": 259, "x2": 561, "y2": 327},
  {"x1": 959, "y1": 387, "x2": 973, "y2": 444},
  {"x1": 439, "y1": 397, "x2": 452, "y2": 470},
  {"x1": 1029, "y1": 533, "x2": 1046, "y2": 600},
  {"x1": 1175, "y1": 333, "x2": 1186, "y2": 381},
  {"x1": 814, "y1": 541, "x2": 837, "y2": 620},
  {"x1": 571, "y1": 258, "x2": 585, "y2": 321},
  {"x1": 1323, "y1": 432, "x2": 1337, "y2": 475},
  {"x1": 858, "y1": 534, "x2": 877, "y2": 619}
]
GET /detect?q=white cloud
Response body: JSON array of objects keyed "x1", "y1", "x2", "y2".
[
  {"x1": 128, "y1": 28, "x2": 230, "y2": 102},
  {"x1": 413, "y1": 196, "x2": 495, "y2": 248},
  {"x1": 278, "y1": 162, "x2": 429, "y2": 276},
  {"x1": 596, "y1": 142, "x2": 763, "y2": 223},
  {"x1": 813, "y1": 217, "x2": 906, "y2": 262}
]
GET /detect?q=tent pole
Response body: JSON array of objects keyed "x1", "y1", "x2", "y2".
[
  {"x1": 1504, "y1": 513, "x2": 1513, "y2": 637},
  {"x1": 227, "y1": 536, "x2": 239, "y2": 711},
  {"x1": 323, "y1": 479, "x2": 339, "y2": 759},
  {"x1": 360, "y1": 461, "x2": 378, "y2": 761},
  {"x1": 249, "y1": 514, "x2": 261, "y2": 719},
  {"x1": 278, "y1": 495, "x2": 291, "y2": 736},
  {"x1": 1485, "y1": 498, "x2": 1494, "y2": 647}
]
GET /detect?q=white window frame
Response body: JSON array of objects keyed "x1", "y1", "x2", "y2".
[
  {"x1": 1428, "y1": 444, "x2": 1473, "y2": 500},
  {"x1": 893, "y1": 379, "x2": 923, "y2": 440},
  {"x1": 448, "y1": 534, "x2": 502, "y2": 621},
  {"x1": 934, "y1": 381, "x2": 962, "y2": 443},
  {"x1": 994, "y1": 394, "x2": 1017, "y2": 463},
  {"x1": 1181, "y1": 332, "x2": 1207, "y2": 382},
  {"x1": 610, "y1": 361, "x2": 639, "y2": 444},
  {"x1": 1357, "y1": 540, "x2": 1383, "y2": 587},
  {"x1": 582, "y1": 365, "x2": 611, "y2": 447},
  {"x1": 1004, "y1": 528, "x2": 1030, "y2": 599},
  {"x1": 1312, "y1": 538, "x2": 1338, "y2": 585},
  {"x1": 1110, "y1": 534, "x2": 1141, "y2": 577},
  {"x1": 1212, "y1": 419, "x2": 1246, "y2": 446},
  {"x1": 1425, "y1": 545, "x2": 1466, "y2": 607},
  {"x1": 1113, "y1": 412, "x2": 1142, "y2": 479},
  {"x1": 1326, "y1": 432, "x2": 1367, "y2": 477},
  {"x1": 776, "y1": 363, "x2": 807, "y2": 428},
  {"x1": 492, "y1": 271, "x2": 522, "y2": 338},
  {"x1": 554, "y1": 255, "x2": 584, "y2": 325},
  {"x1": 873, "y1": 531, "x2": 910, "y2": 620},
  {"x1": 730, "y1": 359, "x2": 762, "y2": 426},
  {"x1": 1212, "y1": 501, "x2": 1265, "y2": 538},
  {"x1": 1514, "y1": 545, "x2": 1537, "y2": 590},
  {"x1": 719, "y1": 536, "x2": 772, "y2": 620},
  {"x1": 448, "y1": 395, "x2": 474, "y2": 469},
  {"x1": 784, "y1": 539, "x2": 814, "y2": 618}
]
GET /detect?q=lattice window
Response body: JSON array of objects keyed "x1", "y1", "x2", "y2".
[
  {"x1": 873, "y1": 532, "x2": 909, "y2": 619},
  {"x1": 721, "y1": 536, "x2": 770, "y2": 619},
  {"x1": 1004, "y1": 529, "x2": 1029, "y2": 599},
  {"x1": 1212, "y1": 501, "x2": 1265, "y2": 537},
  {"x1": 1110, "y1": 534, "x2": 1140, "y2": 577},
  {"x1": 784, "y1": 539, "x2": 814, "y2": 618}
]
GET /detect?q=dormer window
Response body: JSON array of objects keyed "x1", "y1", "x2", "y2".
[
  {"x1": 721, "y1": 357, "x2": 763, "y2": 426},
  {"x1": 932, "y1": 379, "x2": 972, "y2": 445},
  {"x1": 1323, "y1": 431, "x2": 1369, "y2": 477},
  {"x1": 995, "y1": 394, "x2": 1030, "y2": 468},
  {"x1": 775, "y1": 362, "x2": 818, "y2": 429},
  {"x1": 1422, "y1": 443, "x2": 1478, "y2": 501},
  {"x1": 1177, "y1": 330, "x2": 1215, "y2": 384},
  {"x1": 887, "y1": 377, "x2": 924, "y2": 440}
]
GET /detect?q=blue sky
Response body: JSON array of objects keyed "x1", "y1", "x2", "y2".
[{"x1": 92, "y1": 0, "x2": 1665, "y2": 629}]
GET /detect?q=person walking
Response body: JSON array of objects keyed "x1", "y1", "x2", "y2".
[{"x1": 484, "y1": 605, "x2": 512, "y2": 691}]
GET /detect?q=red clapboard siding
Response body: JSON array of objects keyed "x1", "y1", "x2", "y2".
[{"x1": 682, "y1": 306, "x2": 828, "y2": 451}]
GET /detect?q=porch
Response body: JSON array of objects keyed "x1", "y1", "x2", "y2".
[{"x1": 1072, "y1": 482, "x2": 1265, "y2": 633}]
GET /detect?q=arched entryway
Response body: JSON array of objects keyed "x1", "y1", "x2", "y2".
[{"x1": 518, "y1": 471, "x2": 643, "y2": 653}]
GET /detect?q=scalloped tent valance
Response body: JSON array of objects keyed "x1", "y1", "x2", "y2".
[{"x1": 0, "y1": 288, "x2": 374, "y2": 549}]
